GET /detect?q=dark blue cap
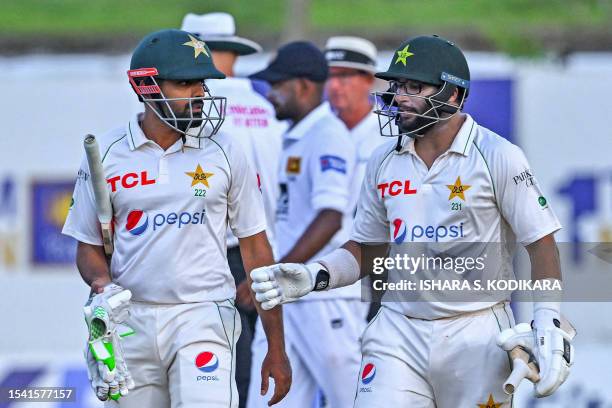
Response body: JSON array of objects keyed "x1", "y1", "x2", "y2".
[{"x1": 251, "y1": 41, "x2": 328, "y2": 83}]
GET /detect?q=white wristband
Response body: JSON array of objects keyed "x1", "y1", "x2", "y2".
[
  {"x1": 316, "y1": 248, "x2": 361, "y2": 290},
  {"x1": 533, "y1": 278, "x2": 562, "y2": 328}
]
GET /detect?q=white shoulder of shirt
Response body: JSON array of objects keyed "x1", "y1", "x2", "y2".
[
  {"x1": 365, "y1": 139, "x2": 399, "y2": 178},
  {"x1": 92, "y1": 124, "x2": 130, "y2": 163},
  {"x1": 310, "y1": 111, "x2": 352, "y2": 144},
  {"x1": 470, "y1": 123, "x2": 527, "y2": 172},
  {"x1": 207, "y1": 131, "x2": 250, "y2": 166}
]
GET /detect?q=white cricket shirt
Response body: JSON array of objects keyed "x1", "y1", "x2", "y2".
[
  {"x1": 351, "y1": 114, "x2": 562, "y2": 319},
  {"x1": 62, "y1": 114, "x2": 267, "y2": 303},
  {"x1": 276, "y1": 102, "x2": 359, "y2": 299},
  {"x1": 207, "y1": 78, "x2": 286, "y2": 252}
]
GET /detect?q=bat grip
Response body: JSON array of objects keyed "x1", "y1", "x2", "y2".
[
  {"x1": 101, "y1": 223, "x2": 114, "y2": 256},
  {"x1": 504, "y1": 358, "x2": 530, "y2": 394}
]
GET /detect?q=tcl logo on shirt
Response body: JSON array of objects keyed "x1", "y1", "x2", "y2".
[
  {"x1": 377, "y1": 180, "x2": 417, "y2": 198},
  {"x1": 107, "y1": 171, "x2": 156, "y2": 192}
]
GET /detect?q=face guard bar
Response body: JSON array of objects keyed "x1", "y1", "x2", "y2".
[
  {"x1": 128, "y1": 68, "x2": 226, "y2": 138},
  {"x1": 372, "y1": 79, "x2": 467, "y2": 139}
]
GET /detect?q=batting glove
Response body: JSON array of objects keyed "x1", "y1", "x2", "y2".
[
  {"x1": 250, "y1": 263, "x2": 324, "y2": 310},
  {"x1": 84, "y1": 285, "x2": 135, "y2": 401},
  {"x1": 497, "y1": 307, "x2": 575, "y2": 398}
]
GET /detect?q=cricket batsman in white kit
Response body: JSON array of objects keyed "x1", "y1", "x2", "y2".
[
  {"x1": 62, "y1": 29, "x2": 291, "y2": 407},
  {"x1": 250, "y1": 35, "x2": 575, "y2": 407}
]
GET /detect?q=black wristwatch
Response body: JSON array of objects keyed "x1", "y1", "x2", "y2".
[{"x1": 313, "y1": 269, "x2": 330, "y2": 291}]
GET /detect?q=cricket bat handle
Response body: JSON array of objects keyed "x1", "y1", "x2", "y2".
[
  {"x1": 504, "y1": 346, "x2": 540, "y2": 395},
  {"x1": 84, "y1": 134, "x2": 114, "y2": 255}
]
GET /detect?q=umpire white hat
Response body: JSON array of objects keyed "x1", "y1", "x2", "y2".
[
  {"x1": 324, "y1": 36, "x2": 378, "y2": 74},
  {"x1": 181, "y1": 12, "x2": 262, "y2": 56}
]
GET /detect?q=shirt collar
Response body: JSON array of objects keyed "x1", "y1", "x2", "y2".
[
  {"x1": 127, "y1": 113, "x2": 204, "y2": 151},
  {"x1": 284, "y1": 102, "x2": 331, "y2": 141},
  {"x1": 399, "y1": 114, "x2": 476, "y2": 157},
  {"x1": 127, "y1": 114, "x2": 149, "y2": 151},
  {"x1": 448, "y1": 114, "x2": 476, "y2": 156}
]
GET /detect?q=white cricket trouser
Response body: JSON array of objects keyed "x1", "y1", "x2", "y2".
[
  {"x1": 104, "y1": 300, "x2": 240, "y2": 408},
  {"x1": 247, "y1": 299, "x2": 368, "y2": 408},
  {"x1": 354, "y1": 303, "x2": 515, "y2": 408}
]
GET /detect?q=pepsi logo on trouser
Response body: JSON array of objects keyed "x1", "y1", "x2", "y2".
[
  {"x1": 361, "y1": 363, "x2": 376, "y2": 384},
  {"x1": 195, "y1": 351, "x2": 220, "y2": 382}
]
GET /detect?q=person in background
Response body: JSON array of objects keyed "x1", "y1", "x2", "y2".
[
  {"x1": 181, "y1": 13, "x2": 286, "y2": 408},
  {"x1": 324, "y1": 35, "x2": 385, "y2": 213},
  {"x1": 247, "y1": 41, "x2": 363, "y2": 408}
]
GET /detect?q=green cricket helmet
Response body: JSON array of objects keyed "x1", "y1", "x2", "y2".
[
  {"x1": 373, "y1": 35, "x2": 470, "y2": 139},
  {"x1": 128, "y1": 29, "x2": 227, "y2": 138}
]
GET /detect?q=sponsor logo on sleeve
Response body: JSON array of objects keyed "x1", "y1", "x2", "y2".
[
  {"x1": 320, "y1": 155, "x2": 347, "y2": 174},
  {"x1": 513, "y1": 169, "x2": 537, "y2": 187},
  {"x1": 286, "y1": 157, "x2": 301, "y2": 174},
  {"x1": 76, "y1": 169, "x2": 89, "y2": 183}
]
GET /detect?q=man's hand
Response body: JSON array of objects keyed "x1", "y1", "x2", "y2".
[
  {"x1": 239, "y1": 232, "x2": 292, "y2": 404},
  {"x1": 497, "y1": 315, "x2": 576, "y2": 397},
  {"x1": 250, "y1": 263, "x2": 321, "y2": 310},
  {"x1": 260, "y1": 349, "x2": 292, "y2": 406}
]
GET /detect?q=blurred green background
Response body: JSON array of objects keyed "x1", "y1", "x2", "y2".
[{"x1": 1, "y1": 0, "x2": 611, "y2": 55}]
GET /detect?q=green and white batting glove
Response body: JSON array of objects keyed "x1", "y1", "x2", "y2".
[{"x1": 84, "y1": 284, "x2": 135, "y2": 401}]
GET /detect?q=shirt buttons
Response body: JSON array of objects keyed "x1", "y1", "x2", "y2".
[
  {"x1": 420, "y1": 183, "x2": 433, "y2": 192},
  {"x1": 158, "y1": 157, "x2": 169, "y2": 184}
]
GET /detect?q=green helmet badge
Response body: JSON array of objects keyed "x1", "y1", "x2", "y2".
[
  {"x1": 183, "y1": 34, "x2": 210, "y2": 59},
  {"x1": 394, "y1": 44, "x2": 414, "y2": 66}
]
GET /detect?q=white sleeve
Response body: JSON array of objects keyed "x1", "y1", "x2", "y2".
[
  {"x1": 308, "y1": 132, "x2": 355, "y2": 212},
  {"x1": 494, "y1": 143, "x2": 562, "y2": 245},
  {"x1": 227, "y1": 143, "x2": 268, "y2": 238},
  {"x1": 350, "y1": 149, "x2": 390, "y2": 243},
  {"x1": 61, "y1": 156, "x2": 103, "y2": 245}
]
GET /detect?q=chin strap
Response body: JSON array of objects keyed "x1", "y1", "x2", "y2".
[{"x1": 395, "y1": 135, "x2": 403, "y2": 152}]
